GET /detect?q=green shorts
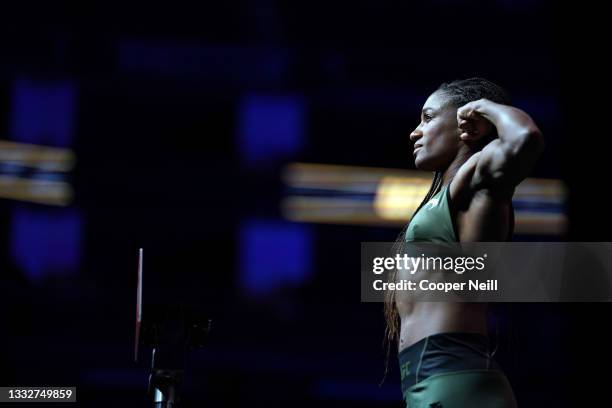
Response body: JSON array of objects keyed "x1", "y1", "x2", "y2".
[{"x1": 403, "y1": 369, "x2": 518, "y2": 408}]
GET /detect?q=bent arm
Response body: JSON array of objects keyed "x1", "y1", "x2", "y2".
[{"x1": 466, "y1": 99, "x2": 545, "y2": 191}]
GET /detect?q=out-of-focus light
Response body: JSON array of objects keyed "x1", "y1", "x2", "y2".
[
  {"x1": 10, "y1": 78, "x2": 76, "y2": 147},
  {"x1": 2, "y1": 77, "x2": 76, "y2": 206},
  {"x1": 238, "y1": 95, "x2": 305, "y2": 166},
  {"x1": 0, "y1": 175, "x2": 73, "y2": 206},
  {"x1": 239, "y1": 219, "x2": 312, "y2": 296},
  {"x1": 374, "y1": 176, "x2": 431, "y2": 220},
  {"x1": 11, "y1": 206, "x2": 82, "y2": 282},
  {"x1": 282, "y1": 162, "x2": 568, "y2": 236},
  {"x1": 0, "y1": 140, "x2": 75, "y2": 172}
]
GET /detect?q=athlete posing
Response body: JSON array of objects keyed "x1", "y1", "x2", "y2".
[{"x1": 386, "y1": 78, "x2": 544, "y2": 407}]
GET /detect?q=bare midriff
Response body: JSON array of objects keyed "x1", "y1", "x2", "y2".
[{"x1": 397, "y1": 297, "x2": 488, "y2": 352}]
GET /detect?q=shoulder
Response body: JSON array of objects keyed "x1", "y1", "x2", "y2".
[{"x1": 449, "y1": 152, "x2": 514, "y2": 211}]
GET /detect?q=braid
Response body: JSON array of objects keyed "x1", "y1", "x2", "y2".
[
  {"x1": 381, "y1": 171, "x2": 442, "y2": 383},
  {"x1": 437, "y1": 77, "x2": 511, "y2": 107},
  {"x1": 438, "y1": 78, "x2": 511, "y2": 147},
  {"x1": 412, "y1": 171, "x2": 444, "y2": 216}
]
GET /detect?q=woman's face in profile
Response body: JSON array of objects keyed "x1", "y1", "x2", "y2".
[{"x1": 410, "y1": 91, "x2": 462, "y2": 171}]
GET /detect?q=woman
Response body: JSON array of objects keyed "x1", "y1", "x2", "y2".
[{"x1": 385, "y1": 78, "x2": 544, "y2": 407}]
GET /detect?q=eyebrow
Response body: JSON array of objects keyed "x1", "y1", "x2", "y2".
[{"x1": 422, "y1": 108, "x2": 435, "y2": 114}]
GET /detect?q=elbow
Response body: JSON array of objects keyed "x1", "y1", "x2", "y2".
[
  {"x1": 511, "y1": 127, "x2": 545, "y2": 157},
  {"x1": 525, "y1": 127, "x2": 545, "y2": 156}
]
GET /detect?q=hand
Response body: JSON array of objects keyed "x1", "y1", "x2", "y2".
[{"x1": 456, "y1": 99, "x2": 495, "y2": 142}]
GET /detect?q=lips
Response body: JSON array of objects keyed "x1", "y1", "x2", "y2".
[{"x1": 413, "y1": 144, "x2": 423, "y2": 155}]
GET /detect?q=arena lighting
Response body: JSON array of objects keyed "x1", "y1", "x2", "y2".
[
  {"x1": 0, "y1": 140, "x2": 75, "y2": 172},
  {"x1": 0, "y1": 175, "x2": 73, "y2": 206},
  {"x1": 281, "y1": 163, "x2": 567, "y2": 235},
  {"x1": 0, "y1": 140, "x2": 74, "y2": 205},
  {"x1": 374, "y1": 176, "x2": 431, "y2": 219}
]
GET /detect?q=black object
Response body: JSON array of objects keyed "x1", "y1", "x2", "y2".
[{"x1": 135, "y1": 249, "x2": 212, "y2": 408}]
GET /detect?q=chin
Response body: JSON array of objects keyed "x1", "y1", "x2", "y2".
[
  {"x1": 415, "y1": 150, "x2": 450, "y2": 172},
  {"x1": 414, "y1": 155, "x2": 435, "y2": 171}
]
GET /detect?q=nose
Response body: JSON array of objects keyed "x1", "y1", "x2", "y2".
[{"x1": 410, "y1": 125, "x2": 422, "y2": 143}]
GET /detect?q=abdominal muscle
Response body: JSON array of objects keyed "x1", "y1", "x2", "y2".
[
  {"x1": 395, "y1": 244, "x2": 489, "y2": 351},
  {"x1": 395, "y1": 179, "x2": 512, "y2": 351},
  {"x1": 397, "y1": 298, "x2": 488, "y2": 352}
]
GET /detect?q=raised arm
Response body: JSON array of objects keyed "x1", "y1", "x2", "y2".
[{"x1": 457, "y1": 98, "x2": 545, "y2": 192}]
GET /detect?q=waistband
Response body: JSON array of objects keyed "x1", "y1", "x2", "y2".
[{"x1": 398, "y1": 332, "x2": 501, "y2": 395}]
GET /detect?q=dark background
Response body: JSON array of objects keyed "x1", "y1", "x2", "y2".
[{"x1": 1, "y1": 1, "x2": 610, "y2": 407}]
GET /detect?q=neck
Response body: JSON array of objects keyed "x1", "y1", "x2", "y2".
[{"x1": 441, "y1": 147, "x2": 475, "y2": 186}]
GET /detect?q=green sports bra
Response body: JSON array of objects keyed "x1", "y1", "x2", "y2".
[
  {"x1": 405, "y1": 183, "x2": 515, "y2": 243},
  {"x1": 405, "y1": 183, "x2": 458, "y2": 243}
]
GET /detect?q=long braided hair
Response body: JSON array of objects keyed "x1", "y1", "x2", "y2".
[{"x1": 381, "y1": 78, "x2": 511, "y2": 381}]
